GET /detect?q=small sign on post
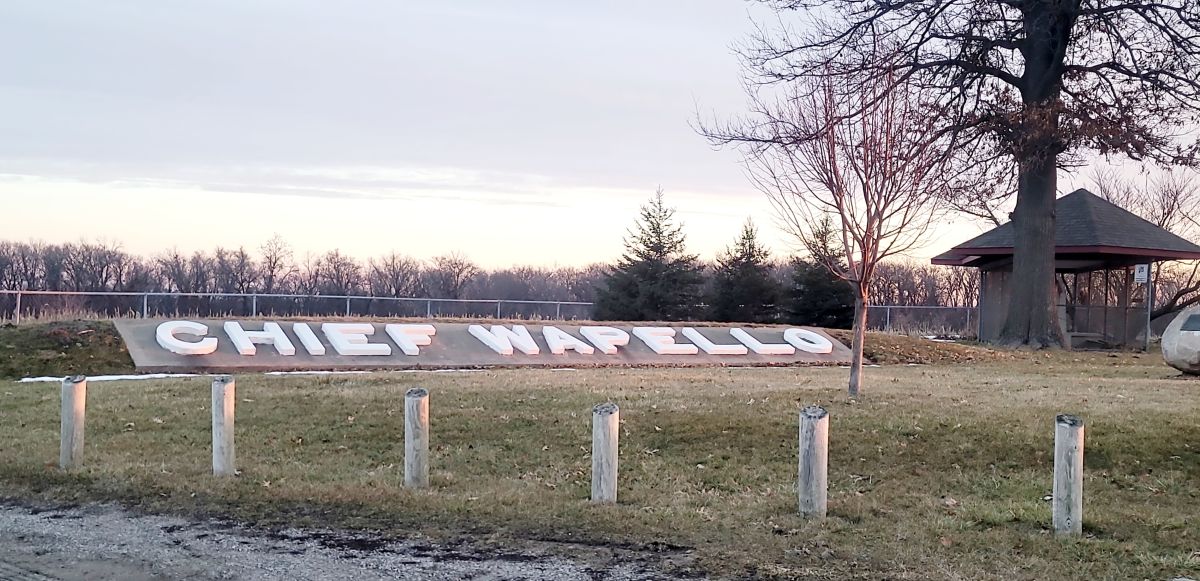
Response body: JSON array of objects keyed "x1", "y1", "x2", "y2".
[{"x1": 1136, "y1": 263, "x2": 1153, "y2": 351}]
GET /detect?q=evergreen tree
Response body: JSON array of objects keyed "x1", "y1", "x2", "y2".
[
  {"x1": 786, "y1": 258, "x2": 855, "y2": 329},
  {"x1": 594, "y1": 190, "x2": 704, "y2": 321},
  {"x1": 786, "y1": 216, "x2": 855, "y2": 328},
  {"x1": 709, "y1": 220, "x2": 780, "y2": 323}
]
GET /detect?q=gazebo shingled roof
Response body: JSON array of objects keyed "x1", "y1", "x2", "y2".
[{"x1": 932, "y1": 188, "x2": 1200, "y2": 270}]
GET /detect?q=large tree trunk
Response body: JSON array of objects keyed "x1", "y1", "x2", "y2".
[
  {"x1": 997, "y1": 0, "x2": 1072, "y2": 348},
  {"x1": 999, "y1": 154, "x2": 1061, "y2": 348},
  {"x1": 848, "y1": 288, "x2": 868, "y2": 397}
]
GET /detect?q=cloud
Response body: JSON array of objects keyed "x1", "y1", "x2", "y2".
[{"x1": 0, "y1": 160, "x2": 661, "y2": 209}]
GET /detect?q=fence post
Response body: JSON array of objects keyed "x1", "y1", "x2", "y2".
[
  {"x1": 1053, "y1": 413, "x2": 1084, "y2": 536},
  {"x1": 345, "y1": 297, "x2": 352, "y2": 317},
  {"x1": 59, "y1": 375, "x2": 87, "y2": 469},
  {"x1": 885, "y1": 306, "x2": 892, "y2": 332},
  {"x1": 555, "y1": 302, "x2": 562, "y2": 320},
  {"x1": 251, "y1": 294, "x2": 258, "y2": 317},
  {"x1": 798, "y1": 405, "x2": 829, "y2": 518},
  {"x1": 965, "y1": 307, "x2": 971, "y2": 335},
  {"x1": 141, "y1": 294, "x2": 149, "y2": 318},
  {"x1": 14, "y1": 291, "x2": 21, "y2": 324},
  {"x1": 591, "y1": 402, "x2": 619, "y2": 504},
  {"x1": 427, "y1": 300, "x2": 433, "y2": 318},
  {"x1": 212, "y1": 376, "x2": 236, "y2": 476},
  {"x1": 404, "y1": 388, "x2": 430, "y2": 488},
  {"x1": 496, "y1": 300, "x2": 503, "y2": 319}
]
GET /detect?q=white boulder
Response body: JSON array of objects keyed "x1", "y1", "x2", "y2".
[{"x1": 1161, "y1": 305, "x2": 1200, "y2": 375}]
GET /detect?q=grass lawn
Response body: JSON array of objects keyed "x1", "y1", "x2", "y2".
[{"x1": 1, "y1": 350, "x2": 1198, "y2": 579}]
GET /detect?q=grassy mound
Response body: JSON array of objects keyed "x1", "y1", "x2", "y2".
[
  {"x1": 825, "y1": 329, "x2": 1011, "y2": 365},
  {"x1": 0, "y1": 320, "x2": 133, "y2": 379},
  {"x1": 0, "y1": 320, "x2": 1011, "y2": 380}
]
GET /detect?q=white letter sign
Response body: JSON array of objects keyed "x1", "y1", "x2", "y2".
[
  {"x1": 385, "y1": 324, "x2": 437, "y2": 356},
  {"x1": 223, "y1": 321, "x2": 296, "y2": 356},
  {"x1": 542, "y1": 326, "x2": 595, "y2": 355},
  {"x1": 681, "y1": 327, "x2": 748, "y2": 355},
  {"x1": 730, "y1": 328, "x2": 795, "y2": 355},
  {"x1": 579, "y1": 326, "x2": 630, "y2": 355},
  {"x1": 469, "y1": 324, "x2": 540, "y2": 355},
  {"x1": 291, "y1": 323, "x2": 326, "y2": 355},
  {"x1": 784, "y1": 328, "x2": 834, "y2": 354},
  {"x1": 321, "y1": 323, "x2": 391, "y2": 356},
  {"x1": 632, "y1": 327, "x2": 698, "y2": 355},
  {"x1": 121, "y1": 320, "x2": 851, "y2": 370},
  {"x1": 155, "y1": 320, "x2": 218, "y2": 356}
]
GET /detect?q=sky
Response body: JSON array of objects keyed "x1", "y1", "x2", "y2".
[{"x1": 0, "y1": 1, "x2": 1094, "y2": 268}]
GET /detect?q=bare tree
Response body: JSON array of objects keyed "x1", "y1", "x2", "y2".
[
  {"x1": 63, "y1": 241, "x2": 123, "y2": 291},
  {"x1": 1092, "y1": 167, "x2": 1200, "y2": 319},
  {"x1": 258, "y1": 234, "x2": 296, "y2": 294},
  {"x1": 214, "y1": 247, "x2": 259, "y2": 294},
  {"x1": 938, "y1": 267, "x2": 980, "y2": 308},
  {"x1": 11, "y1": 243, "x2": 46, "y2": 290},
  {"x1": 424, "y1": 252, "x2": 479, "y2": 300},
  {"x1": 738, "y1": 71, "x2": 948, "y2": 396},
  {"x1": 368, "y1": 252, "x2": 424, "y2": 297},
  {"x1": 0, "y1": 243, "x2": 16, "y2": 290},
  {"x1": 156, "y1": 250, "x2": 215, "y2": 293},
  {"x1": 710, "y1": 0, "x2": 1200, "y2": 348},
  {"x1": 1092, "y1": 168, "x2": 1200, "y2": 237},
  {"x1": 294, "y1": 252, "x2": 322, "y2": 296},
  {"x1": 315, "y1": 249, "x2": 364, "y2": 296},
  {"x1": 561, "y1": 263, "x2": 609, "y2": 303},
  {"x1": 41, "y1": 244, "x2": 69, "y2": 291}
]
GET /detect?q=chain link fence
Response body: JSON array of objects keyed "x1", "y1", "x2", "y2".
[
  {"x1": 0, "y1": 290, "x2": 979, "y2": 336},
  {"x1": 867, "y1": 305, "x2": 978, "y2": 337},
  {"x1": 0, "y1": 290, "x2": 594, "y2": 323}
]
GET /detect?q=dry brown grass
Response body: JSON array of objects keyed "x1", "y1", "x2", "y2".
[{"x1": 1, "y1": 352, "x2": 1198, "y2": 580}]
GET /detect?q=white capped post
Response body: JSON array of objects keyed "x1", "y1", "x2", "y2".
[
  {"x1": 211, "y1": 375, "x2": 236, "y2": 476},
  {"x1": 59, "y1": 375, "x2": 87, "y2": 470},
  {"x1": 1053, "y1": 413, "x2": 1085, "y2": 536},
  {"x1": 591, "y1": 402, "x2": 620, "y2": 504},
  {"x1": 798, "y1": 405, "x2": 829, "y2": 518},
  {"x1": 404, "y1": 387, "x2": 430, "y2": 488}
]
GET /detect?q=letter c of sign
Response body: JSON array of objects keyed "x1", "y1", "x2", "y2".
[{"x1": 156, "y1": 321, "x2": 219, "y2": 355}]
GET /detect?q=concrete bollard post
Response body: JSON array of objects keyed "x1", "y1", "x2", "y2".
[
  {"x1": 798, "y1": 405, "x2": 829, "y2": 518},
  {"x1": 59, "y1": 375, "x2": 87, "y2": 469},
  {"x1": 212, "y1": 376, "x2": 236, "y2": 476},
  {"x1": 1053, "y1": 413, "x2": 1085, "y2": 536},
  {"x1": 404, "y1": 388, "x2": 430, "y2": 488},
  {"x1": 591, "y1": 402, "x2": 619, "y2": 504}
]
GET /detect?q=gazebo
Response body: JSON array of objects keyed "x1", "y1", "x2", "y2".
[{"x1": 932, "y1": 189, "x2": 1200, "y2": 348}]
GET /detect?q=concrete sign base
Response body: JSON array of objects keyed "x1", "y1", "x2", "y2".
[{"x1": 114, "y1": 319, "x2": 853, "y2": 373}]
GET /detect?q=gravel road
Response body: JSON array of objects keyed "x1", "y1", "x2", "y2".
[{"x1": 0, "y1": 503, "x2": 681, "y2": 580}]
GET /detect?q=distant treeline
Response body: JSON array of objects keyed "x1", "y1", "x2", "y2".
[{"x1": 0, "y1": 231, "x2": 977, "y2": 323}]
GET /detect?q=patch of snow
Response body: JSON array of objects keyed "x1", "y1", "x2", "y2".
[
  {"x1": 264, "y1": 370, "x2": 371, "y2": 376},
  {"x1": 397, "y1": 368, "x2": 488, "y2": 374},
  {"x1": 18, "y1": 373, "x2": 201, "y2": 383}
]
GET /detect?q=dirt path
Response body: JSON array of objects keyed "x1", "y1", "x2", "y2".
[{"x1": 0, "y1": 504, "x2": 676, "y2": 580}]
